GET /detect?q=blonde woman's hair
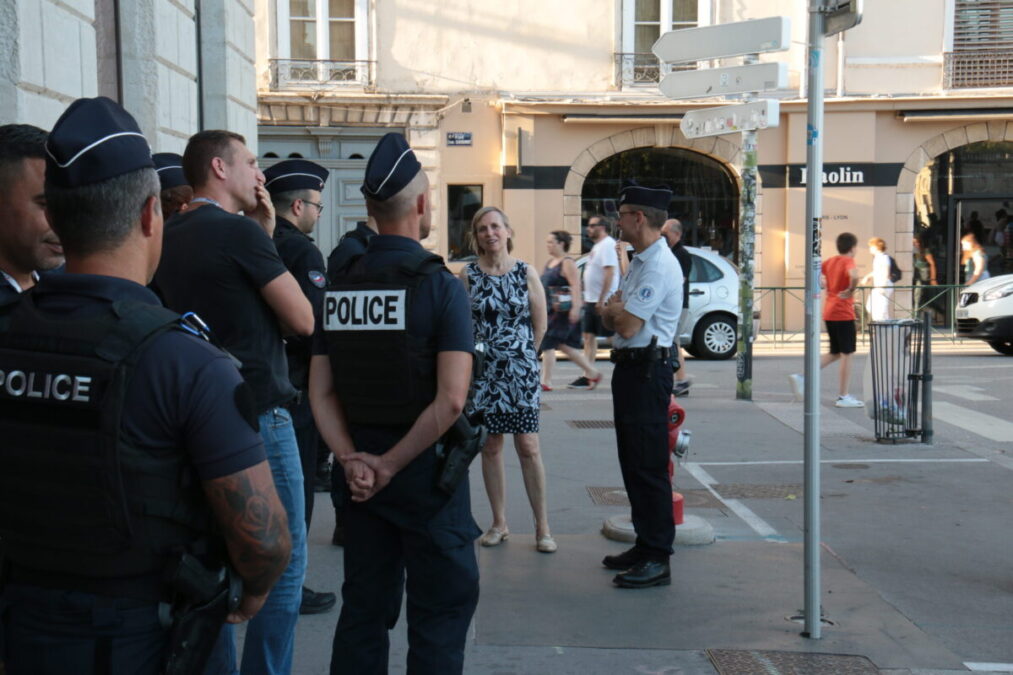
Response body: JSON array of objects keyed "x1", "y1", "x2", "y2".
[
  {"x1": 469, "y1": 206, "x2": 513, "y2": 255},
  {"x1": 868, "y1": 237, "x2": 887, "y2": 252}
]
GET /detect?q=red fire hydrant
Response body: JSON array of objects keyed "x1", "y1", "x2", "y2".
[{"x1": 667, "y1": 395, "x2": 691, "y2": 526}]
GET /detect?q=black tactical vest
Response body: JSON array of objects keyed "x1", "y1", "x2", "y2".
[
  {"x1": 0, "y1": 295, "x2": 219, "y2": 597},
  {"x1": 323, "y1": 248, "x2": 445, "y2": 426}
]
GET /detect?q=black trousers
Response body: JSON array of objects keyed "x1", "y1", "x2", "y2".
[
  {"x1": 1, "y1": 584, "x2": 166, "y2": 674},
  {"x1": 331, "y1": 455, "x2": 480, "y2": 675},
  {"x1": 290, "y1": 395, "x2": 319, "y2": 528},
  {"x1": 611, "y1": 358, "x2": 675, "y2": 559}
]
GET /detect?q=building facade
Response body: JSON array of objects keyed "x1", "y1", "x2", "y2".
[
  {"x1": 1, "y1": 0, "x2": 258, "y2": 153},
  {"x1": 255, "y1": 0, "x2": 1013, "y2": 327}
]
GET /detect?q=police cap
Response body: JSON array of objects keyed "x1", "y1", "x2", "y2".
[
  {"x1": 618, "y1": 180, "x2": 672, "y2": 211},
  {"x1": 45, "y1": 96, "x2": 153, "y2": 188},
  {"x1": 153, "y1": 152, "x2": 187, "y2": 191},
  {"x1": 264, "y1": 159, "x2": 328, "y2": 195},
  {"x1": 360, "y1": 132, "x2": 421, "y2": 202}
]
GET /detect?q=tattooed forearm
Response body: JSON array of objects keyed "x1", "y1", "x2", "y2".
[{"x1": 203, "y1": 462, "x2": 292, "y2": 596}]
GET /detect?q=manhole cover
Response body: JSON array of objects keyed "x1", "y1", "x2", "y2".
[
  {"x1": 566, "y1": 420, "x2": 615, "y2": 429},
  {"x1": 678, "y1": 489, "x2": 725, "y2": 509},
  {"x1": 587, "y1": 486, "x2": 629, "y2": 506},
  {"x1": 708, "y1": 649, "x2": 879, "y2": 674},
  {"x1": 714, "y1": 483, "x2": 803, "y2": 499}
]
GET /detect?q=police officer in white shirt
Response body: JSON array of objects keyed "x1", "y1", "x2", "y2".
[{"x1": 601, "y1": 181, "x2": 683, "y2": 589}]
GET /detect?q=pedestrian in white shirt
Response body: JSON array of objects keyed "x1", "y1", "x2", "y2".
[
  {"x1": 572, "y1": 216, "x2": 619, "y2": 387},
  {"x1": 861, "y1": 237, "x2": 893, "y2": 321}
]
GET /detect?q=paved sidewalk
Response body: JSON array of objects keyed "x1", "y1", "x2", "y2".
[{"x1": 281, "y1": 353, "x2": 1013, "y2": 674}]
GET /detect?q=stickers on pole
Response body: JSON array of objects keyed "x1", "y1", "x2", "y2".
[{"x1": 681, "y1": 100, "x2": 780, "y2": 139}]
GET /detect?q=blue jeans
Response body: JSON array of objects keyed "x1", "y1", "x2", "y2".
[{"x1": 205, "y1": 407, "x2": 307, "y2": 675}]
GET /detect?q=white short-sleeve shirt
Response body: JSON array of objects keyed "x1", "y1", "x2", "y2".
[
  {"x1": 583, "y1": 235, "x2": 619, "y2": 303},
  {"x1": 614, "y1": 237, "x2": 682, "y2": 349}
]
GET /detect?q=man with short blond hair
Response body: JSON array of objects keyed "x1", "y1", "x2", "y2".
[{"x1": 154, "y1": 129, "x2": 315, "y2": 674}]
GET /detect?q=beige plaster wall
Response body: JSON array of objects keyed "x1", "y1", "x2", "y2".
[{"x1": 375, "y1": 0, "x2": 615, "y2": 94}]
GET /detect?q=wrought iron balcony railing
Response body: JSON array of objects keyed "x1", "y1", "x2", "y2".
[
  {"x1": 269, "y1": 58, "x2": 375, "y2": 90},
  {"x1": 614, "y1": 52, "x2": 697, "y2": 88},
  {"x1": 944, "y1": 50, "x2": 1013, "y2": 89}
]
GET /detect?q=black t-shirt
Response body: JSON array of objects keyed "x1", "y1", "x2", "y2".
[
  {"x1": 26, "y1": 274, "x2": 266, "y2": 480},
  {"x1": 154, "y1": 204, "x2": 295, "y2": 414},
  {"x1": 273, "y1": 217, "x2": 326, "y2": 391},
  {"x1": 313, "y1": 235, "x2": 473, "y2": 453},
  {"x1": 671, "y1": 242, "x2": 692, "y2": 309}
]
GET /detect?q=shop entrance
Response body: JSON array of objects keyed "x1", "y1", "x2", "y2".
[
  {"x1": 915, "y1": 141, "x2": 1013, "y2": 290},
  {"x1": 580, "y1": 147, "x2": 739, "y2": 259}
]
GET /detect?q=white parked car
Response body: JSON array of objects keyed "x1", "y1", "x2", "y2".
[
  {"x1": 577, "y1": 245, "x2": 740, "y2": 360},
  {"x1": 956, "y1": 273, "x2": 1013, "y2": 355}
]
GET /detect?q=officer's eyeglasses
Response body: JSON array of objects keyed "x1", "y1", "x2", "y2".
[{"x1": 299, "y1": 200, "x2": 325, "y2": 214}]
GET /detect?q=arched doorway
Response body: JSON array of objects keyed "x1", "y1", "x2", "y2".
[
  {"x1": 913, "y1": 140, "x2": 1013, "y2": 286},
  {"x1": 580, "y1": 147, "x2": 740, "y2": 260}
]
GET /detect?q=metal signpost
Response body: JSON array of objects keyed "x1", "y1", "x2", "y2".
[
  {"x1": 802, "y1": 0, "x2": 862, "y2": 640},
  {"x1": 653, "y1": 20, "x2": 788, "y2": 402}
]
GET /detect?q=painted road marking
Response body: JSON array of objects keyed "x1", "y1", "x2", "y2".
[
  {"x1": 682, "y1": 462, "x2": 786, "y2": 543},
  {"x1": 934, "y1": 402, "x2": 1013, "y2": 443},
  {"x1": 696, "y1": 458, "x2": 989, "y2": 466},
  {"x1": 933, "y1": 384, "x2": 999, "y2": 402},
  {"x1": 965, "y1": 663, "x2": 1013, "y2": 673}
]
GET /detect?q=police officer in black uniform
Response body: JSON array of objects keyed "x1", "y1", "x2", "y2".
[
  {"x1": 324, "y1": 217, "x2": 377, "y2": 547},
  {"x1": 0, "y1": 124, "x2": 64, "y2": 307},
  {"x1": 601, "y1": 182, "x2": 683, "y2": 589},
  {"x1": 0, "y1": 97, "x2": 292, "y2": 674},
  {"x1": 153, "y1": 152, "x2": 193, "y2": 219},
  {"x1": 308, "y1": 132, "x2": 480, "y2": 675},
  {"x1": 264, "y1": 158, "x2": 338, "y2": 615}
]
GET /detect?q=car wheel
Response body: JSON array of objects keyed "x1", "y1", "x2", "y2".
[
  {"x1": 988, "y1": 339, "x2": 1013, "y2": 355},
  {"x1": 694, "y1": 314, "x2": 737, "y2": 360}
]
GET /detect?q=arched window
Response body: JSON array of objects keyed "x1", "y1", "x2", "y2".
[{"x1": 581, "y1": 147, "x2": 739, "y2": 259}]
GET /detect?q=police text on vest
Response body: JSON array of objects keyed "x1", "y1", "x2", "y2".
[
  {"x1": 324, "y1": 290, "x2": 406, "y2": 331},
  {"x1": 0, "y1": 369, "x2": 92, "y2": 402}
]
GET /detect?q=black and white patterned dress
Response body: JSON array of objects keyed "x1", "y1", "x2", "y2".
[{"x1": 465, "y1": 260, "x2": 540, "y2": 434}]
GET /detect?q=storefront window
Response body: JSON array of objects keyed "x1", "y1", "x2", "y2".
[
  {"x1": 447, "y1": 185, "x2": 483, "y2": 262},
  {"x1": 580, "y1": 147, "x2": 739, "y2": 260},
  {"x1": 914, "y1": 141, "x2": 1013, "y2": 289}
]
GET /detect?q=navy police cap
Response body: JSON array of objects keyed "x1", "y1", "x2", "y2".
[
  {"x1": 153, "y1": 152, "x2": 187, "y2": 191},
  {"x1": 360, "y1": 132, "x2": 421, "y2": 202},
  {"x1": 45, "y1": 96, "x2": 153, "y2": 188},
  {"x1": 618, "y1": 180, "x2": 673, "y2": 212},
  {"x1": 264, "y1": 159, "x2": 328, "y2": 195}
]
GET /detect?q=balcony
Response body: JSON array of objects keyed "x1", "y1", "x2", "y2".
[
  {"x1": 944, "y1": 50, "x2": 1013, "y2": 89},
  {"x1": 614, "y1": 53, "x2": 696, "y2": 89},
  {"x1": 269, "y1": 59, "x2": 375, "y2": 91}
]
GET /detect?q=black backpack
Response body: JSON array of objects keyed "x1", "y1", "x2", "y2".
[{"x1": 888, "y1": 255, "x2": 902, "y2": 283}]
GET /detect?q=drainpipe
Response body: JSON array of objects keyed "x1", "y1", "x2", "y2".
[{"x1": 836, "y1": 32, "x2": 845, "y2": 97}]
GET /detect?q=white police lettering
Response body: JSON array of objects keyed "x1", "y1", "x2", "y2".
[
  {"x1": 323, "y1": 290, "x2": 406, "y2": 331},
  {"x1": 0, "y1": 369, "x2": 92, "y2": 402}
]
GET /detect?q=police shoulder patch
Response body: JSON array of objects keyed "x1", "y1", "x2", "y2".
[
  {"x1": 637, "y1": 285, "x2": 655, "y2": 302},
  {"x1": 308, "y1": 270, "x2": 327, "y2": 288}
]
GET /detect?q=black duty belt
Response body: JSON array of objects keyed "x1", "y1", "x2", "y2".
[{"x1": 610, "y1": 346, "x2": 671, "y2": 364}]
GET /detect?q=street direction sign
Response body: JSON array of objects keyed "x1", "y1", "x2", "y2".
[
  {"x1": 659, "y1": 62, "x2": 787, "y2": 100},
  {"x1": 823, "y1": 0, "x2": 863, "y2": 36},
  {"x1": 680, "y1": 100, "x2": 780, "y2": 139},
  {"x1": 652, "y1": 16, "x2": 791, "y2": 64}
]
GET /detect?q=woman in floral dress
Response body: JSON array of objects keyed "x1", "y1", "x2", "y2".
[{"x1": 460, "y1": 206, "x2": 556, "y2": 553}]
